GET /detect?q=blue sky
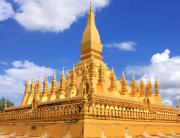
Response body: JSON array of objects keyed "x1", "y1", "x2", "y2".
[{"x1": 0, "y1": 0, "x2": 180, "y2": 106}]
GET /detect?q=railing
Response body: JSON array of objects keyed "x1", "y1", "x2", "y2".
[
  {"x1": 88, "y1": 104, "x2": 179, "y2": 122},
  {"x1": 0, "y1": 95, "x2": 179, "y2": 123},
  {"x1": 0, "y1": 102, "x2": 179, "y2": 123}
]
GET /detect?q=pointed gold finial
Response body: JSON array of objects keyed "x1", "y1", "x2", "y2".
[
  {"x1": 24, "y1": 80, "x2": 30, "y2": 94},
  {"x1": 53, "y1": 72, "x2": 56, "y2": 80},
  {"x1": 44, "y1": 74, "x2": 48, "y2": 81},
  {"x1": 32, "y1": 78, "x2": 34, "y2": 83},
  {"x1": 61, "y1": 67, "x2": 65, "y2": 78},
  {"x1": 90, "y1": 1, "x2": 92, "y2": 12},
  {"x1": 52, "y1": 72, "x2": 57, "y2": 93},
  {"x1": 37, "y1": 76, "x2": 40, "y2": 83},
  {"x1": 122, "y1": 70, "x2": 125, "y2": 79},
  {"x1": 43, "y1": 74, "x2": 48, "y2": 94},
  {"x1": 176, "y1": 100, "x2": 179, "y2": 108},
  {"x1": 140, "y1": 76, "x2": 143, "y2": 82},
  {"x1": 132, "y1": 72, "x2": 135, "y2": 80},
  {"x1": 26, "y1": 80, "x2": 29, "y2": 84}
]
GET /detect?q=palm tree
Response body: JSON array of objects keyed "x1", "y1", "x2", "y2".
[{"x1": 0, "y1": 98, "x2": 14, "y2": 112}]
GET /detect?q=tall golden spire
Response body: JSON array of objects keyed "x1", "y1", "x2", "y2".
[{"x1": 80, "y1": 2, "x2": 103, "y2": 61}]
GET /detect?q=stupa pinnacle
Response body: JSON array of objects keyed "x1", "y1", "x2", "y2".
[{"x1": 80, "y1": 3, "x2": 103, "y2": 61}]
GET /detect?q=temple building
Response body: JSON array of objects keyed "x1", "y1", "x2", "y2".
[{"x1": 0, "y1": 3, "x2": 180, "y2": 138}]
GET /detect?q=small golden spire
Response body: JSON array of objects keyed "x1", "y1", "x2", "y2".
[
  {"x1": 44, "y1": 74, "x2": 48, "y2": 82},
  {"x1": 139, "y1": 78, "x2": 145, "y2": 96},
  {"x1": 37, "y1": 76, "x2": 40, "y2": 82},
  {"x1": 61, "y1": 67, "x2": 65, "y2": 78},
  {"x1": 32, "y1": 79, "x2": 34, "y2": 84},
  {"x1": 121, "y1": 71, "x2": 127, "y2": 95},
  {"x1": 24, "y1": 80, "x2": 30, "y2": 95},
  {"x1": 98, "y1": 61, "x2": 105, "y2": 84},
  {"x1": 70, "y1": 65, "x2": 77, "y2": 88},
  {"x1": 154, "y1": 78, "x2": 159, "y2": 95},
  {"x1": 130, "y1": 73, "x2": 136, "y2": 96},
  {"x1": 30, "y1": 79, "x2": 35, "y2": 94},
  {"x1": 132, "y1": 72, "x2": 135, "y2": 80},
  {"x1": 25, "y1": 80, "x2": 29, "y2": 86},
  {"x1": 110, "y1": 67, "x2": 117, "y2": 91},
  {"x1": 52, "y1": 72, "x2": 57, "y2": 93},
  {"x1": 122, "y1": 71, "x2": 125, "y2": 79},
  {"x1": 176, "y1": 100, "x2": 179, "y2": 108},
  {"x1": 26, "y1": 80, "x2": 29, "y2": 84},
  {"x1": 43, "y1": 74, "x2": 49, "y2": 94},
  {"x1": 37, "y1": 77, "x2": 41, "y2": 93},
  {"x1": 59, "y1": 68, "x2": 66, "y2": 94},
  {"x1": 53, "y1": 72, "x2": 56, "y2": 80}
]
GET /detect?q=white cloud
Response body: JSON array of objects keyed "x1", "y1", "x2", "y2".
[
  {"x1": 13, "y1": 0, "x2": 110, "y2": 32},
  {"x1": 0, "y1": 60, "x2": 55, "y2": 104},
  {"x1": 0, "y1": 61, "x2": 8, "y2": 65},
  {"x1": 12, "y1": 61, "x2": 24, "y2": 68},
  {"x1": 0, "y1": 0, "x2": 14, "y2": 21},
  {"x1": 151, "y1": 49, "x2": 170, "y2": 63},
  {"x1": 162, "y1": 99, "x2": 173, "y2": 106},
  {"x1": 175, "y1": 95, "x2": 180, "y2": 100},
  {"x1": 105, "y1": 41, "x2": 136, "y2": 51},
  {"x1": 126, "y1": 49, "x2": 180, "y2": 105}
]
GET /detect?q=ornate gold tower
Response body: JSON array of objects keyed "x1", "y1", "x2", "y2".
[
  {"x1": 0, "y1": 3, "x2": 179, "y2": 138},
  {"x1": 80, "y1": 3, "x2": 103, "y2": 61}
]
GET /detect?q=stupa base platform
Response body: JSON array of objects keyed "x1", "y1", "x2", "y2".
[{"x1": 0, "y1": 119, "x2": 180, "y2": 138}]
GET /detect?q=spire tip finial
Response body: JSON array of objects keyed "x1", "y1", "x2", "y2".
[{"x1": 90, "y1": 0, "x2": 93, "y2": 12}]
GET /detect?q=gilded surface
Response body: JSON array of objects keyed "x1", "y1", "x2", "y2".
[{"x1": 0, "y1": 4, "x2": 180, "y2": 138}]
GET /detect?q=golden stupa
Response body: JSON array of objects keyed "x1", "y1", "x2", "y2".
[{"x1": 0, "y1": 3, "x2": 179, "y2": 138}]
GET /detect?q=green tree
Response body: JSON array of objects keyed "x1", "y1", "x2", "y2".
[{"x1": 0, "y1": 98, "x2": 14, "y2": 112}]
